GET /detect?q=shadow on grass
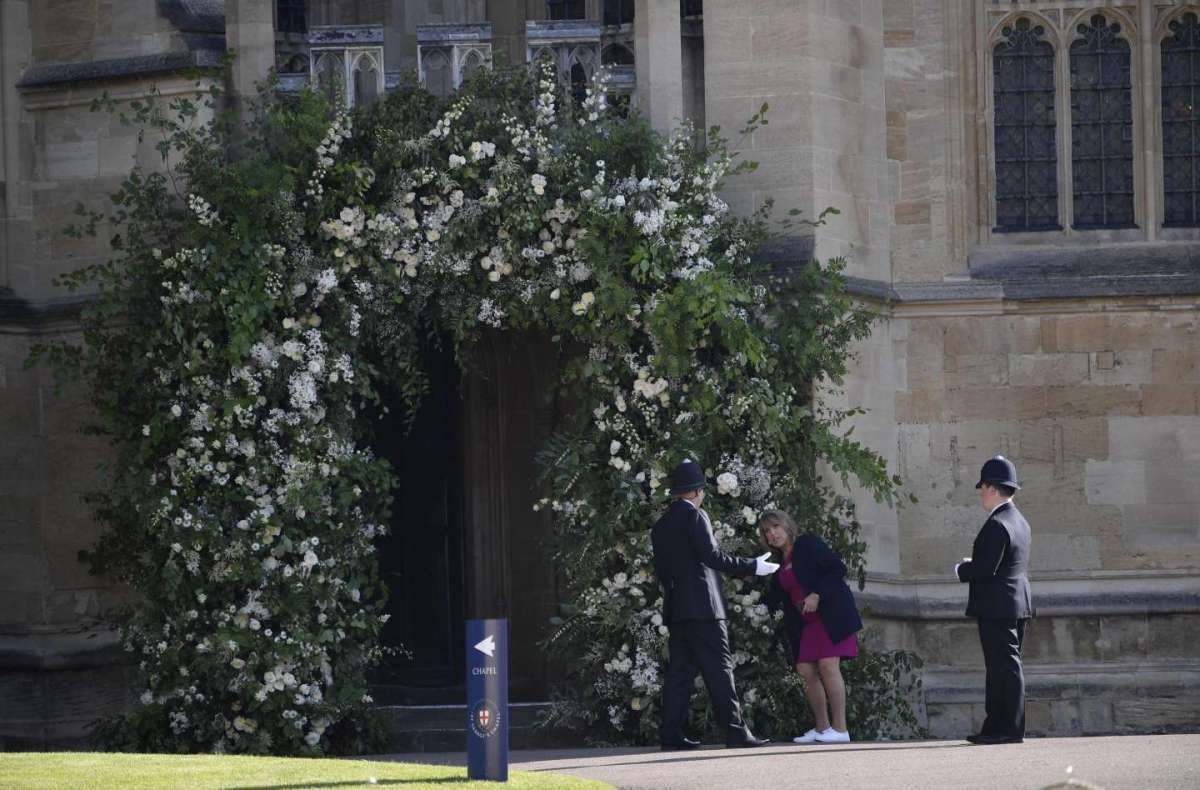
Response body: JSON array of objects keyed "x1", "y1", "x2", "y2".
[{"x1": 227, "y1": 779, "x2": 471, "y2": 788}]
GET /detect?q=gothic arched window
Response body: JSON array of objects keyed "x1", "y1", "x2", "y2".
[
  {"x1": 353, "y1": 52, "x2": 381, "y2": 108},
  {"x1": 423, "y1": 50, "x2": 453, "y2": 99},
  {"x1": 993, "y1": 18, "x2": 1060, "y2": 232},
  {"x1": 1070, "y1": 15, "x2": 1135, "y2": 229},
  {"x1": 1162, "y1": 12, "x2": 1200, "y2": 227},
  {"x1": 315, "y1": 52, "x2": 345, "y2": 106}
]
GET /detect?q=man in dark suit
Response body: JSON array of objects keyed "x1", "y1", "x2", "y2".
[
  {"x1": 955, "y1": 455, "x2": 1034, "y2": 745},
  {"x1": 651, "y1": 459, "x2": 778, "y2": 750}
]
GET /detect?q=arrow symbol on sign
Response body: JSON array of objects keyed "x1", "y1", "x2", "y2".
[{"x1": 474, "y1": 634, "x2": 496, "y2": 658}]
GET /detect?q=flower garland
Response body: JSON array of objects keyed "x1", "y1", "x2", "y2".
[{"x1": 39, "y1": 62, "x2": 919, "y2": 754}]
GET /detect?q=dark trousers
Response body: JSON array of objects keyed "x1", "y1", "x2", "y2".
[
  {"x1": 977, "y1": 617, "x2": 1028, "y2": 738},
  {"x1": 659, "y1": 619, "x2": 747, "y2": 743}
]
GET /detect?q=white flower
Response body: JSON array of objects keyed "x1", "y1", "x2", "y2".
[
  {"x1": 531, "y1": 173, "x2": 547, "y2": 195},
  {"x1": 549, "y1": 288, "x2": 560, "y2": 300},
  {"x1": 171, "y1": 404, "x2": 182, "y2": 418},
  {"x1": 741, "y1": 506, "x2": 758, "y2": 524},
  {"x1": 717, "y1": 472, "x2": 740, "y2": 497},
  {"x1": 142, "y1": 424, "x2": 151, "y2": 436},
  {"x1": 448, "y1": 154, "x2": 467, "y2": 169},
  {"x1": 609, "y1": 440, "x2": 622, "y2": 455}
]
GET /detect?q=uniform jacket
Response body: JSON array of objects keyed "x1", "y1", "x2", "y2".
[
  {"x1": 651, "y1": 499, "x2": 756, "y2": 623},
  {"x1": 956, "y1": 501, "x2": 1034, "y2": 619}
]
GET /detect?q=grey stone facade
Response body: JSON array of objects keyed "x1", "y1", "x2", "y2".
[{"x1": 1, "y1": 0, "x2": 1198, "y2": 747}]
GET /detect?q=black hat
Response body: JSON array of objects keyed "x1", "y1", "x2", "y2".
[
  {"x1": 668, "y1": 459, "x2": 706, "y2": 494},
  {"x1": 975, "y1": 455, "x2": 1020, "y2": 490}
]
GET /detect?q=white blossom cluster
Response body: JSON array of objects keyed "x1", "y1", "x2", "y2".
[{"x1": 100, "y1": 49, "x2": 846, "y2": 753}]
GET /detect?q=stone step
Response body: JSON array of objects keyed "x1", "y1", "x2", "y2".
[
  {"x1": 378, "y1": 702, "x2": 575, "y2": 752},
  {"x1": 921, "y1": 661, "x2": 1200, "y2": 738}
]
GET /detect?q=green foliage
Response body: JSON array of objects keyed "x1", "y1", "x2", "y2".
[{"x1": 31, "y1": 61, "x2": 921, "y2": 754}]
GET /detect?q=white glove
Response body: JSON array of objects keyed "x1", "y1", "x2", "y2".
[{"x1": 754, "y1": 552, "x2": 780, "y2": 576}]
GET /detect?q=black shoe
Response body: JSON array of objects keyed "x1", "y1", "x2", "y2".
[
  {"x1": 965, "y1": 733, "x2": 983, "y2": 743},
  {"x1": 660, "y1": 736, "x2": 702, "y2": 751},
  {"x1": 725, "y1": 732, "x2": 770, "y2": 748},
  {"x1": 969, "y1": 734, "x2": 1023, "y2": 745}
]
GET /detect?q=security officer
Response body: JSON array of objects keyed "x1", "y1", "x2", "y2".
[
  {"x1": 955, "y1": 455, "x2": 1033, "y2": 745},
  {"x1": 651, "y1": 459, "x2": 778, "y2": 750}
]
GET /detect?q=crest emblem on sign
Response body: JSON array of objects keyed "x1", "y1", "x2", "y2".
[{"x1": 469, "y1": 699, "x2": 501, "y2": 738}]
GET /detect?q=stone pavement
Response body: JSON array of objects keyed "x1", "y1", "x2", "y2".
[{"x1": 383, "y1": 734, "x2": 1200, "y2": 790}]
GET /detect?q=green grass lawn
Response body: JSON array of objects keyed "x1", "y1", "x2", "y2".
[{"x1": 0, "y1": 752, "x2": 614, "y2": 790}]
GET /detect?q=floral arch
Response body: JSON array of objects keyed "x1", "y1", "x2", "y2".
[{"x1": 40, "y1": 63, "x2": 918, "y2": 754}]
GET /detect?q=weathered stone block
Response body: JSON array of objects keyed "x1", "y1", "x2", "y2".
[
  {"x1": 1141, "y1": 384, "x2": 1200, "y2": 416},
  {"x1": 1085, "y1": 460, "x2": 1147, "y2": 507},
  {"x1": 1089, "y1": 351, "x2": 1153, "y2": 386},
  {"x1": 926, "y1": 703, "x2": 973, "y2": 739},
  {"x1": 1060, "y1": 418, "x2": 1109, "y2": 461},
  {"x1": 1025, "y1": 699, "x2": 1054, "y2": 734},
  {"x1": 1146, "y1": 614, "x2": 1200, "y2": 659},
  {"x1": 1120, "y1": 503, "x2": 1200, "y2": 555},
  {"x1": 943, "y1": 316, "x2": 1042, "y2": 357},
  {"x1": 896, "y1": 386, "x2": 943, "y2": 423},
  {"x1": 1044, "y1": 386, "x2": 1141, "y2": 419},
  {"x1": 944, "y1": 353, "x2": 1007, "y2": 389},
  {"x1": 1023, "y1": 616, "x2": 1102, "y2": 663},
  {"x1": 1097, "y1": 615, "x2": 1149, "y2": 661},
  {"x1": 1032, "y1": 534, "x2": 1102, "y2": 571},
  {"x1": 1113, "y1": 696, "x2": 1200, "y2": 730},
  {"x1": 1010, "y1": 353, "x2": 1090, "y2": 387},
  {"x1": 1054, "y1": 315, "x2": 1113, "y2": 352},
  {"x1": 1107, "y1": 416, "x2": 1200, "y2": 461},
  {"x1": 1152, "y1": 349, "x2": 1200, "y2": 384},
  {"x1": 1079, "y1": 697, "x2": 1115, "y2": 734},
  {"x1": 944, "y1": 386, "x2": 1047, "y2": 422},
  {"x1": 1050, "y1": 698, "x2": 1083, "y2": 735}
]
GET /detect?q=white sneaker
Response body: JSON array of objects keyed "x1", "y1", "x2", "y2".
[
  {"x1": 814, "y1": 728, "x2": 850, "y2": 743},
  {"x1": 792, "y1": 728, "x2": 821, "y2": 744}
]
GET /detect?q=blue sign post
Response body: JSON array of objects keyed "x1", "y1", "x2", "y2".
[{"x1": 466, "y1": 618, "x2": 508, "y2": 781}]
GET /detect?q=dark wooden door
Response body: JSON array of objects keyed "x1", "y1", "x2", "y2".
[{"x1": 372, "y1": 339, "x2": 465, "y2": 694}]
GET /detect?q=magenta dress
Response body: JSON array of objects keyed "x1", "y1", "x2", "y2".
[{"x1": 779, "y1": 559, "x2": 858, "y2": 662}]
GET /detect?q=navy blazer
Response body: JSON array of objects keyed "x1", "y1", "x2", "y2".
[
  {"x1": 766, "y1": 534, "x2": 863, "y2": 649},
  {"x1": 651, "y1": 499, "x2": 756, "y2": 623},
  {"x1": 956, "y1": 501, "x2": 1033, "y2": 619}
]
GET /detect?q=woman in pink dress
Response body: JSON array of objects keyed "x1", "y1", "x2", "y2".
[{"x1": 759, "y1": 509, "x2": 863, "y2": 744}]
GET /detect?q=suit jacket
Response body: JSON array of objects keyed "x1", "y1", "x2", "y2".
[
  {"x1": 956, "y1": 501, "x2": 1034, "y2": 619},
  {"x1": 651, "y1": 499, "x2": 756, "y2": 623},
  {"x1": 765, "y1": 535, "x2": 863, "y2": 648}
]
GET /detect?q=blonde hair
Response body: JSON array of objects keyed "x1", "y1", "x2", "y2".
[{"x1": 757, "y1": 509, "x2": 799, "y2": 555}]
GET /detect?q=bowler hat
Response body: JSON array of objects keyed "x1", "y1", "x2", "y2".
[
  {"x1": 668, "y1": 459, "x2": 706, "y2": 494},
  {"x1": 975, "y1": 454, "x2": 1020, "y2": 490}
]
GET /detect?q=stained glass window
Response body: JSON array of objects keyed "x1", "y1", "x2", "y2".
[
  {"x1": 1070, "y1": 15, "x2": 1135, "y2": 228},
  {"x1": 993, "y1": 18, "x2": 1060, "y2": 232},
  {"x1": 1162, "y1": 13, "x2": 1200, "y2": 227}
]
